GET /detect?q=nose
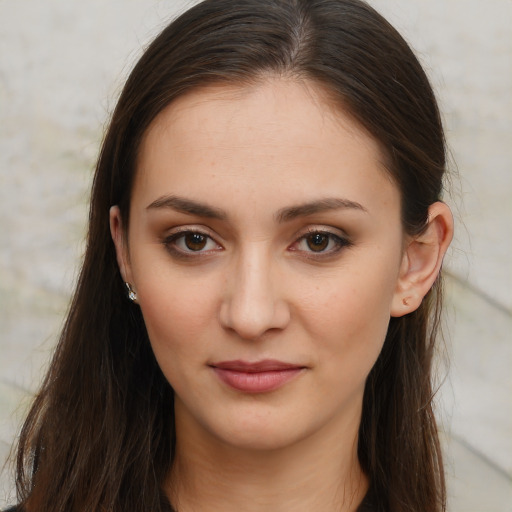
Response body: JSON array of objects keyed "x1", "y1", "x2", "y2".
[{"x1": 219, "y1": 246, "x2": 291, "y2": 340}]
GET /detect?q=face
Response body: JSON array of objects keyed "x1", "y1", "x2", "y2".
[{"x1": 114, "y1": 79, "x2": 406, "y2": 451}]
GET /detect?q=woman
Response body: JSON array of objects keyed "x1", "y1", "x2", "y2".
[{"x1": 11, "y1": 0, "x2": 453, "y2": 511}]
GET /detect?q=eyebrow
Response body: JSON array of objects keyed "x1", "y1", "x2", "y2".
[
  {"x1": 275, "y1": 197, "x2": 367, "y2": 223},
  {"x1": 146, "y1": 195, "x2": 367, "y2": 222},
  {"x1": 146, "y1": 195, "x2": 227, "y2": 220}
]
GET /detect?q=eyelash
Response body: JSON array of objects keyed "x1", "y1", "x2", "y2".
[
  {"x1": 163, "y1": 228, "x2": 222, "y2": 259},
  {"x1": 162, "y1": 227, "x2": 351, "y2": 260},
  {"x1": 289, "y1": 228, "x2": 352, "y2": 258}
]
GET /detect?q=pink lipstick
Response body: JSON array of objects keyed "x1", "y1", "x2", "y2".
[{"x1": 210, "y1": 360, "x2": 305, "y2": 393}]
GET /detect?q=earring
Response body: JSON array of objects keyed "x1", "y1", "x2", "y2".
[
  {"x1": 402, "y1": 297, "x2": 410, "y2": 306},
  {"x1": 125, "y1": 282, "x2": 138, "y2": 302}
]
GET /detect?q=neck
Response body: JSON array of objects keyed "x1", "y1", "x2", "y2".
[{"x1": 166, "y1": 405, "x2": 368, "y2": 512}]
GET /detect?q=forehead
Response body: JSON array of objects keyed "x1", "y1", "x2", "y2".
[
  {"x1": 142, "y1": 78, "x2": 380, "y2": 157},
  {"x1": 133, "y1": 78, "x2": 399, "y2": 218}
]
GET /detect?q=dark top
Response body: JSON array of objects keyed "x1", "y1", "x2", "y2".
[{"x1": 5, "y1": 488, "x2": 377, "y2": 512}]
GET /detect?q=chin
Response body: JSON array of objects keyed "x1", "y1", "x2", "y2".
[
  {"x1": 206, "y1": 404, "x2": 330, "y2": 453},
  {"x1": 216, "y1": 423, "x2": 308, "y2": 452}
]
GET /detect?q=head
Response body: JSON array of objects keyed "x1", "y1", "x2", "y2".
[{"x1": 17, "y1": 1, "x2": 452, "y2": 511}]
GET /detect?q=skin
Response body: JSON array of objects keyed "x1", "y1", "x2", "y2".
[{"x1": 111, "y1": 78, "x2": 453, "y2": 512}]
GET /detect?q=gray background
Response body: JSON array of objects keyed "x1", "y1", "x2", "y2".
[{"x1": 1, "y1": 0, "x2": 511, "y2": 509}]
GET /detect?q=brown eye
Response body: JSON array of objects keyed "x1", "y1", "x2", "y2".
[
  {"x1": 164, "y1": 230, "x2": 221, "y2": 257},
  {"x1": 290, "y1": 230, "x2": 351, "y2": 257},
  {"x1": 184, "y1": 232, "x2": 207, "y2": 251},
  {"x1": 306, "y1": 233, "x2": 329, "y2": 252}
]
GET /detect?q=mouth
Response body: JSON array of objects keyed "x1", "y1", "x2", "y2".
[{"x1": 209, "y1": 359, "x2": 306, "y2": 393}]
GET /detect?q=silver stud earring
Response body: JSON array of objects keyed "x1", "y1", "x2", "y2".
[{"x1": 125, "y1": 282, "x2": 138, "y2": 302}]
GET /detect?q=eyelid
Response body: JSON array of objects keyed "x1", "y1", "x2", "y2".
[
  {"x1": 293, "y1": 224, "x2": 350, "y2": 243},
  {"x1": 162, "y1": 226, "x2": 223, "y2": 257},
  {"x1": 288, "y1": 225, "x2": 352, "y2": 257},
  {"x1": 302, "y1": 224, "x2": 348, "y2": 238},
  {"x1": 161, "y1": 224, "x2": 351, "y2": 260}
]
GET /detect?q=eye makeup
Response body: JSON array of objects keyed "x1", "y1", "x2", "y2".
[{"x1": 161, "y1": 224, "x2": 353, "y2": 263}]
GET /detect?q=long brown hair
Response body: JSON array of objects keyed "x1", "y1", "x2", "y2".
[{"x1": 15, "y1": 1, "x2": 448, "y2": 511}]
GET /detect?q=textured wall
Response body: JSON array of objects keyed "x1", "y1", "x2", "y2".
[
  {"x1": 1, "y1": 0, "x2": 511, "y2": 509},
  {"x1": 369, "y1": 0, "x2": 512, "y2": 309}
]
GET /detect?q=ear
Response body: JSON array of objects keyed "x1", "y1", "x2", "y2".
[
  {"x1": 109, "y1": 205, "x2": 133, "y2": 285},
  {"x1": 391, "y1": 202, "x2": 453, "y2": 317}
]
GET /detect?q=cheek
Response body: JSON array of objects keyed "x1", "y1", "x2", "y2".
[
  {"x1": 304, "y1": 289, "x2": 389, "y2": 359},
  {"x1": 296, "y1": 257, "x2": 399, "y2": 376},
  {"x1": 302, "y1": 269, "x2": 394, "y2": 338},
  {"x1": 305, "y1": 294, "x2": 388, "y2": 402},
  {"x1": 135, "y1": 271, "x2": 221, "y2": 369}
]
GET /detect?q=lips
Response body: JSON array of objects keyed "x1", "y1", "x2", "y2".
[{"x1": 210, "y1": 359, "x2": 305, "y2": 393}]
